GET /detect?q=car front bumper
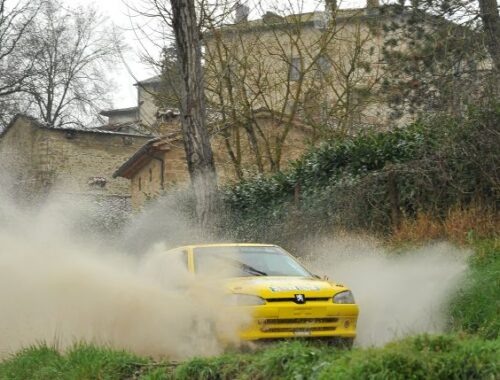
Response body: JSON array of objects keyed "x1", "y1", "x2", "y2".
[{"x1": 236, "y1": 302, "x2": 359, "y2": 341}]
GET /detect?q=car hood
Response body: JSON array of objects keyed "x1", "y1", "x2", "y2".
[{"x1": 225, "y1": 276, "x2": 348, "y2": 298}]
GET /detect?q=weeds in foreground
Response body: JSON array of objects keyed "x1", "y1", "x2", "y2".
[{"x1": 2, "y1": 335, "x2": 497, "y2": 380}]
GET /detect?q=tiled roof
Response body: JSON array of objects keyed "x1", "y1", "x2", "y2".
[
  {"x1": 0, "y1": 114, "x2": 151, "y2": 138},
  {"x1": 99, "y1": 106, "x2": 138, "y2": 117},
  {"x1": 113, "y1": 132, "x2": 182, "y2": 179}
]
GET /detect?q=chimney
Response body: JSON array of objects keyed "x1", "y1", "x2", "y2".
[
  {"x1": 325, "y1": 0, "x2": 337, "y2": 14},
  {"x1": 235, "y1": 2, "x2": 250, "y2": 23}
]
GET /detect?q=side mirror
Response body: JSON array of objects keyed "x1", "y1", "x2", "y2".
[{"x1": 313, "y1": 274, "x2": 329, "y2": 281}]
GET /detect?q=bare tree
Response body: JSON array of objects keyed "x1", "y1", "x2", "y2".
[
  {"x1": 204, "y1": 1, "x2": 384, "y2": 176},
  {"x1": 382, "y1": 0, "x2": 499, "y2": 119},
  {"x1": 17, "y1": 0, "x2": 120, "y2": 128},
  {"x1": 0, "y1": 0, "x2": 40, "y2": 127},
  {"x1": 478, "y1": 0, "x2": 500, "y2": 73},
  {"x1": 130, "y1": 1, "x2": 384, "y2": 180},
  {"x1": 147, "y1": 0, "x2": 218, "y2": 226}
]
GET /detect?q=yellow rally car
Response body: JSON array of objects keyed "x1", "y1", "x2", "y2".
[{"x1": 165, "y1": 243, "x2": 359, "y2": 346}]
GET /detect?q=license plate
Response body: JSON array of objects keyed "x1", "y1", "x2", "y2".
[{"x1": 294, "y1": 330, "x2": 311, "y2": 336}]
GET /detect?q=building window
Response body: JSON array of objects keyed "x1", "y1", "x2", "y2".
[
  {"x1": 317, "y1": 55, "x2": 331, "y2": 77},
  {"x1": 138, "y1": 177, "x2": 142, "y2": 191},
  {"x1": 289, "y1": 57, "x2": 301, "y2": 81},
  {"x1": 149, "y1": 168, "x2": 152, "y2": 182}
]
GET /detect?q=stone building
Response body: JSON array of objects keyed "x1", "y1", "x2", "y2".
[
  {"x1": 203, "y1": 1, "x2": 391, "y2": 135},
  {"x1": 113, "y1": 111, "x2": 311, "y2": 210},
  {"x1": 113, "y1": 134, "x2": 188, "y2": 209},
  {"x1": 0, "y1": 115, "x2": 150, "y2": 204},
  {"x1": 99, "y1": 75, "x2": 178, "y2": 135}
]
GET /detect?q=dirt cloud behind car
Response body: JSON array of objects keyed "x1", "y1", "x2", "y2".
[
  {"x1": 0, "y1": 185, "x2": 249, "y2": 359},
  {"x1": 0, "y1": 167, "x2": 468, "y2": 357},
  {"x1": 303, "y1": 236, "x2": 469, "y2": 346}
]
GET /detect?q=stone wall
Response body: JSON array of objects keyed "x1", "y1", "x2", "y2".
[
  {"x1": 0, "y1": 116, "x2": 149, "y2": 199},
  {"x1": 127, "y1": 120, "x2": 310, "y2": 209},
  {"x1": 130, "y1": 142, "x2": 189, "y2": 209},
  {"x1": 138, "y1": 84, "x2": 159, "y2": 128}
]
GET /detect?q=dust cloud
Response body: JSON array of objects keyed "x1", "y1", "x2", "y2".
[
  {"x1": 0, "y1": 187, "x2": 248, "y2": 360},
  {"x1": 303, "y1": 234, "x2": 469, "y2": 346},
  {"x1": 0, "y1": 168, "x2": 470, "y2": 357}
]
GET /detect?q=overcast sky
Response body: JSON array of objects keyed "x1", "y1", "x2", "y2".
[{"x1": 66, "y1": 0, "x2": 366, "y2": 110}]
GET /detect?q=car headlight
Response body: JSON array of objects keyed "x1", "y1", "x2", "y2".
[
  {"x1": 225, "y1": 293, "x2": 265, "y2": 306},
  {"x1": 333, "y1": 290, "x2": 355, "y2": 304}
]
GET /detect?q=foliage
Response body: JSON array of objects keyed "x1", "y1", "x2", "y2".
[
  {"x1": 175, "y1": 335, "x2": 499, "y2": 380},
  {"x1": 218, "y1": 105, "x2": 499, "y2": 245},
  {"x1": 449, "y1": 238, "x2": 500, "y2": 339},
  {"x1": 391, "y1": 206, "x2": 500, "y2": 245},
  {"x1": 0, "y1": 343, "x2": 148, "y2": 380},
  {"x1": 380, "y1": 1, "x2": 499, "y2": 119},
  {"x1": 2, "y1": 335, "x2": 497, "y2": 380}
]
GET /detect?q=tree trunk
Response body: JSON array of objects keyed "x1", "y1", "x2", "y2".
[
  {"x1": 479, "y1": 0, "x2": 500, "y2": 73},
  {"x1": 170, "y1": 0, "x2": 218, "y2": 227},
  {"x1": 387, "y1": 170, "x2": 401, "y2": 228}
]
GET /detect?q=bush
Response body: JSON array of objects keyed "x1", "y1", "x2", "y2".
[
  {"x1": 317, "y1": 335, "x2": 499, "y2": 380},
  {"x1": 174, "y1": 336, "x2": 499, "y2": 380},
  {"x1": 449, "y1": 239, "x2": 500, "y2": 339},
  {"x1": 218, "y1": 105, "x2": 500, "y2": 245},
  {"x1": 1, "y1": 336, "x2": 498, "y2": 379},
  {"x1": 0, "y1": 343, "x2": 149, "y2": 380},
  {"x1": 391, "y1": 206, "x2": 500, "y2": 245}
]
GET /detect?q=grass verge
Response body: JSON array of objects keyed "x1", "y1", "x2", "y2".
[
  {"x1": 449, "y1": 238, "x2": 500, "y2": 339},
  {"x1": 0, "y1": 335, "x2": 498, "y2": 380}
]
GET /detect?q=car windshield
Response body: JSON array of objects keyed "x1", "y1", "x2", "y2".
[{"x1": 193, "y1": 246, "x2": 312, "y2": 277}]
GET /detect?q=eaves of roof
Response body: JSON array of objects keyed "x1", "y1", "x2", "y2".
[
  {"x1": 100, "y1": 106, "x2": 138, "y2": 116},
  {"x1": 0, "y1": 114, "x2": 152, "y2": 139},
  {"x1": 204, "y1": 8, "x2": 383, "y2": 39},
  {"x1": 134, "y1": 75, "x2": 161, "y2": 86},
  {"x1": 113, "y1": 132, "x2": 183, "y2": 179}
]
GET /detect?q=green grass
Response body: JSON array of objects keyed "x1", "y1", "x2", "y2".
[
  {"x1": 0, "y1": 343, "x2": 152, "y2": 380},
  {"x1": 174, "y1": 336, "x2": 499, "y2": 380},
  {"x1": 1, "y1": 336, "x2": 497, "y2": 380},
  {"x1": 449, "y1": 238, "x2": 500, "y2": 339}
]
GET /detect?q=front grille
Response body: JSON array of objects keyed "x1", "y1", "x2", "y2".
[
  {"x1": 258, "y1": 317, "x2": 339, "y2": 334},
  {"x1": 259, "y1": 317, "x2": 338, "y2": 325},
  {"x1": 261, "y1": 326, "x2": 337, "y2": 333},
  {"x1": 265, "y1": 297, "x2": 331, "y2": 303}
]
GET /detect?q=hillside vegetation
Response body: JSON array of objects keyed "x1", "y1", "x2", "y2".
[{"x1": 219, "y1": 106, "x2": 499, "y2": 247}]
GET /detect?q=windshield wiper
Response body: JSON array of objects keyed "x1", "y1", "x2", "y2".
[{"x1": 210, "y1": 255, "x2": 268, "y2": 276}]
